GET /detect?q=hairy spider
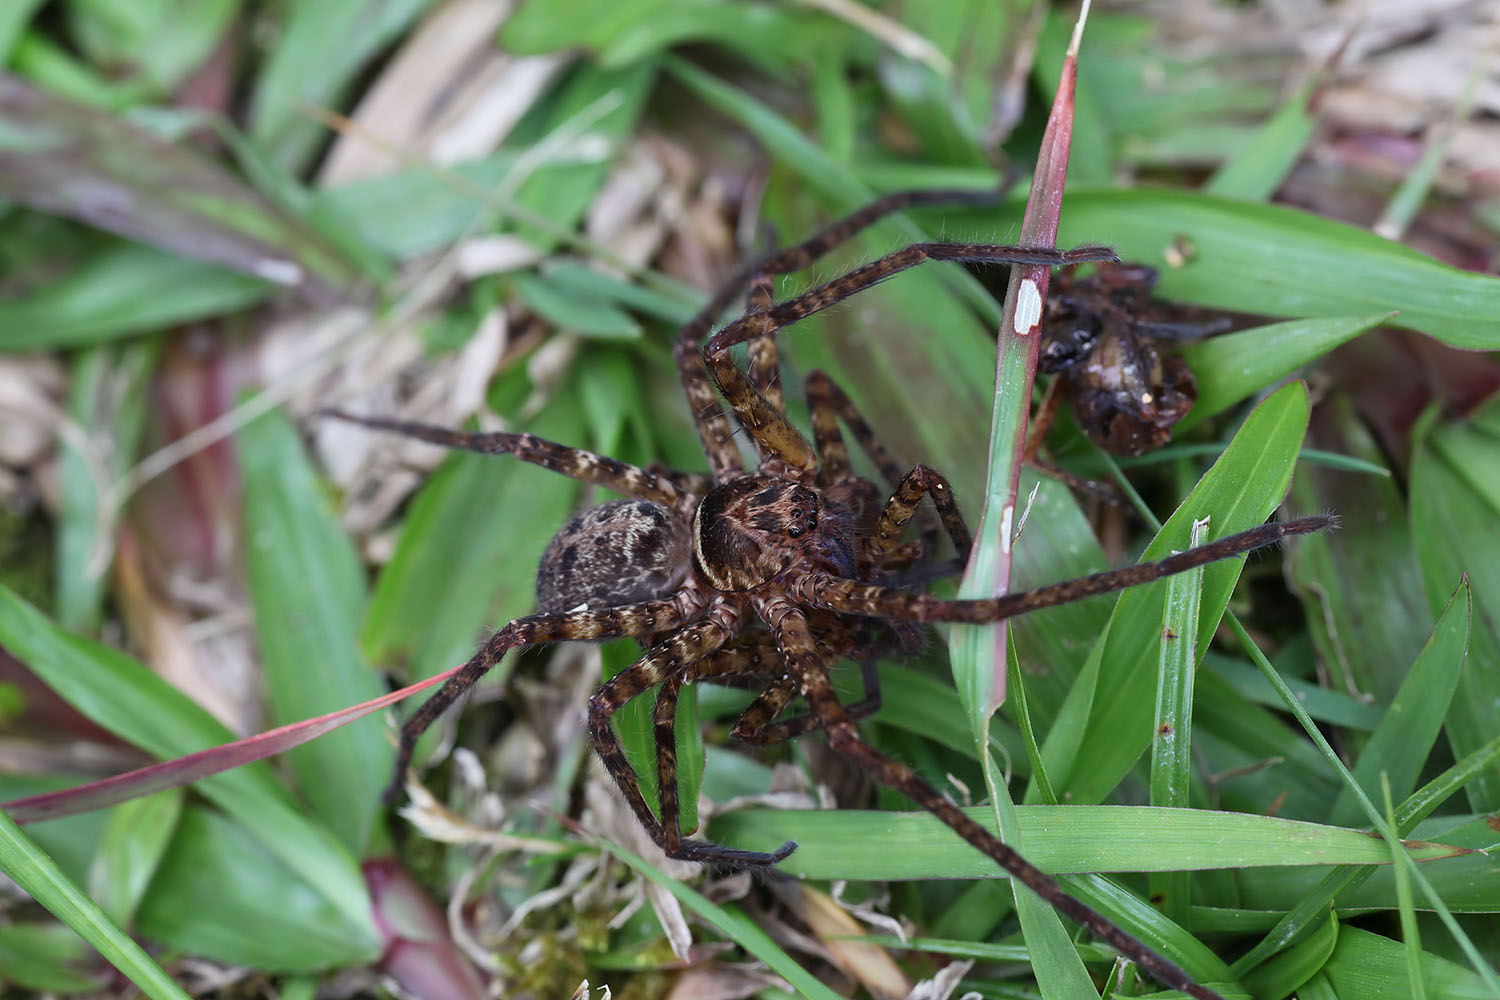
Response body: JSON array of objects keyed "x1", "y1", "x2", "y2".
[{"x1": 326, "y1": 189, "x2": 1327, "y2": 1000}]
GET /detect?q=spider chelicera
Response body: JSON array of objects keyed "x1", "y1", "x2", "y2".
[{"x1": 326, "y1": 188, "x2": 1327, "y2": 1000}]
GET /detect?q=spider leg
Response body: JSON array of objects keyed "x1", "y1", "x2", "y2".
[
  {"x1": 588, "y1": 604, "x2": 796, "y2": 867},
  {"x1": 1022, "y1": 379, "x2": 1130, "y2": 508},
  {"x1": 321, "y1": 411, "x2": 686, "y2": 504},
  {"x1": 678, "y1": 187, "x2": 1024, "y2": 480},
  {"x1": 389, "y1": 599, "x2": 685, "y2": 802},
  {"x1": 869, "y1": 465, "x2": 973, "y2": 562},
  {"x1": 733, "y1": 657, "x2": 885, "y2": 745},
  {"x1": 758, "y1": 596, "x2": 1226, "y2": 1000},
  {"x1": 744, "y1": 276, "x2": 783, "y2": 416},
  {"x1": 804, "y1": 369, "x2": 906, "y2": 487},
  {"x1": 793, "y1": 515, "x2": 1335, "y2": 623},
  {"x1": 703, "y1": 241, "x2": 1118, "y2": 474}
]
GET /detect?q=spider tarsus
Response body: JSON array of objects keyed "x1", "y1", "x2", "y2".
[{"x1": 674, "y1": 838, "x2": 798, "y2": 870}]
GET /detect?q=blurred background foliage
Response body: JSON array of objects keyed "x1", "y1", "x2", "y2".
[{"x1": 0, "y1": 1, "x2": 1498, "y2": 998}]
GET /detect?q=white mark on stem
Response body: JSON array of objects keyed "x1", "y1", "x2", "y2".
[
  {"x1": 1013, "y1": 278, "x2": 1043, "y2": 335},
  {"x1": 1000, "y1": 504, "x2": 1016, "y2": 554}
]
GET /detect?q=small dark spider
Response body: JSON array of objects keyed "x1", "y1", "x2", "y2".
[
  {"x1": 326, "y1": 189, "x2": 1327, "y2": 1000},
  {"x1": 1035, "y1": 260, "x2": 1225, "y2": 457}
]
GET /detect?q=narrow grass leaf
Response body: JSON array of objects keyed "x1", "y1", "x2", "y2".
[
  {"x1": 1204, "y1": 80, "x2": 1318, "y2": 201},
  {"x1": 1046, "y1": 382, "x2": 1310, "y2": 804},
  {"x1": 1231, "y1": 731, "x2": 1500, "y2": 977},
  {"x1": 1175, "y1": 314, "x2": 1390, "y2": 434},
  {"x1": 0, "y1": 76, "x2": 358, "y2": 296},
  {"x1": 247, "y1": 0, "x2": 435, "y2": 174},
  {"x1": 1327, "y1": 582, "x2": 1469, "y2": 828},
  {"x1": 239, "y1": 408, "x2": 389, "y2": 854},
  {"x1": 0, "y1": 0, "x2": 45, "y2": 61},
  {"x1": 1410, "y1": 398, "x2": 1500, "y2": 811},
  {"x1": 1149, "y1": 515, "x2": 1207, "y2": 926},
  {"x1": 0, "y1": 808, "x2": 191, "y2": 1000},
  {"x1": 1385, "y1": 776, "x2": 1428, "y2": 1000},
  {"x1": 1240, "y1": 908, "x2": 1339, "y2": 1000},
  {"x1": 0, "y1": 242, "x2": 269, "y2": 350},
  {"x1": 590, "y1": 834, "x2": 845, "y2": 1000}
]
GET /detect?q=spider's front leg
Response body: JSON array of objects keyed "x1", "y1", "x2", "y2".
[
  {"x1": 388, "y1": 599, "x2": 685, "y2": 802},
  {"x1": 588, "y1": 601, "x2": 797, "y2": 867},
  {"x1": 701, "y1": 241, "x2": 1118, "y2": 474}
]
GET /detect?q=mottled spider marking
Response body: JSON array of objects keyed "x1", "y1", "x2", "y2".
[{"x1": 536, "y1": 499, "x2": 692, "y2": 615}]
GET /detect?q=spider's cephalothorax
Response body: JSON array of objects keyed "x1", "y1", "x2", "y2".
[
  {"x1": 326, "y1": 187, "x2": 1329, "y2": 1000},
  {"x1": 692, "y1": 476, "x2": 857, "y2": 591}
]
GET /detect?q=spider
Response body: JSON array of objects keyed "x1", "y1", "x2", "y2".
[{"x1": 325, "y1": 188, "x2": 1328, "y2": 1000}]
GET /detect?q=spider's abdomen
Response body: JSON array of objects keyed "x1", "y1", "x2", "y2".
[{"x1": 536, "y1": 500, "x2": 691, "y2": 614}]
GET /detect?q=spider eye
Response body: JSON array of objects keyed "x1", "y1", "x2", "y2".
[{"x1": 788, "y1": 527, "x2": 803, "y2": 538}]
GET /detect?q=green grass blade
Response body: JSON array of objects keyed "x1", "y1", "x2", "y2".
[
  {"x1": 0, "y1": 808, "x2": 192, "y2": 1000},
  {"x1": 1385, "y1": 775, "x2": 1428, "y2": 1000},
  {"x1": 1176, "y1": 314, "x2": 1390, "y2": 434},
  {"x1": 1044, "y1": 382, "x2": 1310, "y2": 804},
  {"x1": 1204, "y1": 80, "x2": 1317, "y2": 201},
  {"x1": 0, "y1": 584, "x2": 379, "y2": 949},
  {"x1": 1149, "y1": 515, "x2": 1207, "y2": 926},
  {"x1": 1410, "y1": 396, "x2": 1500, "y2": 810},
  {"x1": 1032, "y1": 188, "x2": 1500, "y2": 349},
  {"x1": 239, "y1": 408, "x2": 389, "y2": 854},
  {"x1": 1327, "y1": 582, "x2": 1469, "y2": 827},
  {"x1": 0, "y1": 242, "x2": 269, "y2": 350},
  {"x1": 709, "y1": 803, "x2": 1462, "y2": 881}
]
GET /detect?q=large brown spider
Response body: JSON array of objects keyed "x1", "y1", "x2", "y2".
[{"x1": 326, "y1": 189, "x2": 1327, "y2": 1000}]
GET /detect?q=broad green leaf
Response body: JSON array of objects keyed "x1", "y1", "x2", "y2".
[
  {"x1": 239, "y1": 408, "x2": 389, "y2": 854},
  {"x1": 709, "y1": 803, "x2": 1462, "y2": 882},
  {"x1": 0, "y1": 921, "x2": 106, "y2": 993},
  {"x1": 85, "y1": 789, "x2": 182, "y2": 929},
  {"x1": 360, "y1": 397, "x2": 584, "y2": 686},
  {"x1": 511, "y1": 271, "x2": 642, "y2": 339},
  {"x1": 134, "y1": 806, "x2": 379, "y2": 971}
]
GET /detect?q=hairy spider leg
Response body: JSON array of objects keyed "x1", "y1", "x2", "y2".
[
  {"x1": 744, "y1": 276, "x2": 783, "y2": 415},
  {"x1": 320, "y1": 411, "x2": 688, "y2": 505},
  {"x1": 755, "y1": 594, "x2": 1228, "y2": 1000},
  {"x1": 804, "y1": 369, "x2": 907, "y2": 487},
  {"x1": 586, "y1": 597, "x2": 799, "y2": 866},
  {"x1": 675, "y1": 187, "x2": 1019, "y2": 481},
  {"x1": 701, "y1": 241, "x2": 1120, "y2": 474},
  {"x1": 869, "y1": 464, "x2": 973, "y2": 561},
  {"x1": 387, "y1": 598, "x2": 687, "y2": 801},
  {"x1": 792, "y1": 515, "x2": 1334, "y2": 624}
]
